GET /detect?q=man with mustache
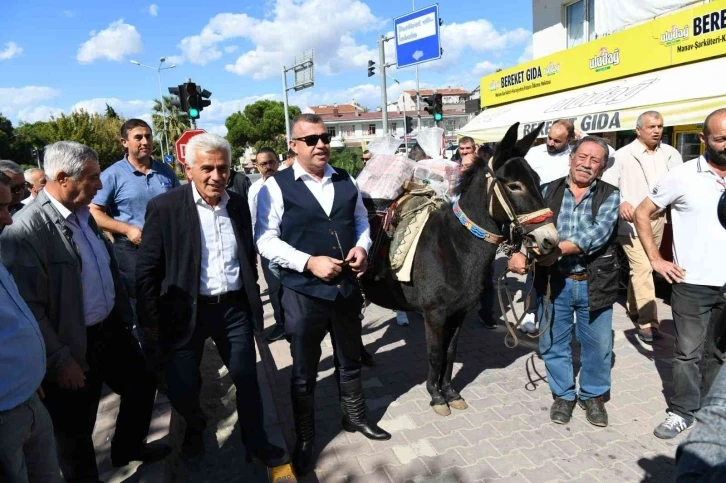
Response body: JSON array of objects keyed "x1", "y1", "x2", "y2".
[
  {"x1": 602, "y1": 111, "x2": 683, "y2": 344},
  {"x1": 136, "y1": 133, "x2": 287, "y2": 466},
  {"x1": 509, "y1": 136, "x2": 620, "y2": 427},
  {"x1": 634, "y1": 108, "x2": 726, "y2": 439},
  {"x1": 256, "y1": 113, "x2": 391, "y2": 476}
]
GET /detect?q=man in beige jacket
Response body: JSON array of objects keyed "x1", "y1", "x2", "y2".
[{"x1": 602, "y1": 110, "x2": 683, "y2": 343}]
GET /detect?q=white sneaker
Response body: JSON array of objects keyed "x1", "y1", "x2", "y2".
[
  {"x1": 519, "y1": 313, "x2": 537, "y2": 334},
  {"x1": 654, "y1": 412, "x2": 694, "y2": 439},
  {"x1": 396, "y1": 311, "x2": 409, "y2": 326}
]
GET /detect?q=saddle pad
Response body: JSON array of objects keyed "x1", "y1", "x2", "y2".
[
  {"x1": 391, "y1": 211, "x2": 430, "y2": 282},
  {"x1": 389, "y1": 191, "x2": 439, "y2": 270}
]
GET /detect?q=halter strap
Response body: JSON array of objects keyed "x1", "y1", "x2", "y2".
[{"x1": 452, "y1": 200, "x2": 504, "y2": 245}]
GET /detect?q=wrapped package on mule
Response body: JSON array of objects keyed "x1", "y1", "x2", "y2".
[
  {"x1": 357, "y1": 154, "x2": 416, "y2": 200},
  {"x1": 413, "y1": 158, "x2": 460, "y2": 198}
]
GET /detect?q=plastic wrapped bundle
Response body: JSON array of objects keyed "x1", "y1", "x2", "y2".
[
  {"x1": 415, "y1": 158, "x2": 460, "y2": 198},
  {"x1": 356, "y1": 134, "x2": 416, "y2": 200}
]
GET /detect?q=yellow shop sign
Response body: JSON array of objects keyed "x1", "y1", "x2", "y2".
[{"x1": 481, "y1": 0, "x2": 726, "y2": 107}]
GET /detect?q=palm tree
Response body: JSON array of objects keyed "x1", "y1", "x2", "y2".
[{"x1": 151, "y1": 96, "x2": 191, "y2": 157}]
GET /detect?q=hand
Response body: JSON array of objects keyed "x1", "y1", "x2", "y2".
[
  {"x1": 619, "y1": 202, "x2": 635, "y2": 222},
  {"x1": 126, "y1": 226, "x2": 143, "y2": 245},
  {"x1": 345, "y1": 247, "x2": 368, "y2": 277},
  {"x1": 306, "y1": 256, "x2": 344, "y2": 282},
  {"x1": 536, "y1": 246, "x2": 562, "y2": 267},
  {"x1": 508, "y1": 252, "x2": 528, "y2": 275},
  {"x1": 651, "y1": 258, "x2": 686, "y2": 284},
  {"x1": 57, "y1": 360, "x2": 86, "y2": 390}
]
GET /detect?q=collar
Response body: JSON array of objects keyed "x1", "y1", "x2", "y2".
[
  {"x1": 565, "y1": 176, "x2": 597, "y2": 192},
  {"x1": 697, "y1": 155, "x2": 726, "y2": 177},
  {"x1": 452, "y1": 200, "x2": 504, "y2": 245},
  {"x1": 44, "y1": 190, "x2": 90, "y2": 224},
  {"x1": 292, "y1": 160, "x2": 335, "y2": 181},
  {"x1": 191, "y1": 180, "x2": 229, "y2": 209},
  {"x1": 635, "y1": 138, "x2": 660, "y2": 154},
  {"x1": 123, "y1": 155, "x2": 157, "y2": 174}
]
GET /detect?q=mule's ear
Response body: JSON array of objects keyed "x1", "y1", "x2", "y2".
[
  {"x1": 512, "y1": 122, "x2": 544, "y2": 158},
  {"x1": 491, "y1": 122, "x2": 520, "y2": 170}
]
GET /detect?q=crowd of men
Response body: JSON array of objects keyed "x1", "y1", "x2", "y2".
[{"x1": 1, "y1": 108, "x2": 725, "y2": 482}]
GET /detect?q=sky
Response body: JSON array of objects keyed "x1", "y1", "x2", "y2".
[{"x1": 1, "y1": 0, "x2": 533, "y2": 136}]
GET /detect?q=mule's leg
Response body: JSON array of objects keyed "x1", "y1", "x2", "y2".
[
  {"x1": 423, "y1": 311, "x2": 451, "y2": 416},
  {"x1": 440, "y1": 315, "x2": 468, "y2": 410}
]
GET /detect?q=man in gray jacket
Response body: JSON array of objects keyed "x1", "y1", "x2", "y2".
[{"x1": 0, "y1": 141, "x2": 169, "y2": 482}]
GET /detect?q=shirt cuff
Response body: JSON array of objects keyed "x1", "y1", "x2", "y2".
[{"x1": 289, "y1": 251, "x2": 312, "y2": 273}]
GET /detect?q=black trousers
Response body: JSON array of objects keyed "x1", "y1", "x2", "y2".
[
  {"x1": 282, "y1": 288, "x2": 363, "y2": 392},
  {"x1": 164, "y1": 295, "x2": 268, "y2": 451},
  {"x1": 43, "y1": 321, "x2": 156, "y2": 483},
  {"x1": 261, "y1": 257, "x2": 284, "y2": 328}
]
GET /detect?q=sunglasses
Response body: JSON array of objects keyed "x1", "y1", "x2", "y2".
[
  {"x1": 292, "y1": 133, "x2": 331, "y2": 146},
  {"x1": 10, "y1": 184, "x2": 25, "y2": 194}
]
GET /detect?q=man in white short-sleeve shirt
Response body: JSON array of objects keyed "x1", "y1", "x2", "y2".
[{"x1": 634, "y1": 107, "x2": 726, "y2": 440}]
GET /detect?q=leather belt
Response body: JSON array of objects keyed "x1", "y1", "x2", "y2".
[
  {"x1": 566, "y1": 273, "x2": 588, "y2": 281},
  {"x1": 198, "y1": 290, "x2": 242, "y2": 305},
  {"x1": 114, "y1": 235, "x2": 139, "y2": 248}
]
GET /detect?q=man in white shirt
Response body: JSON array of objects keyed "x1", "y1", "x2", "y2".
[
  {"x1": 634, "y1": 108, "x2": 726, "y2": 439},
  {"x1": 21, "y1": 168, "x2": 46, "y2": 205},
  {"x1": 525, "y1": 120, "x2": 574, "y2": 186},
  {"x1": 249, "y1": 147, "x2": 286, "y2": 342},
  {"x1": 256, "y1": 113, "x2": 391, "y2": 476},
  {"x1": 602, "y1": 110, "x2": 683, "y2": 343},
  {"x1": 136, "y1": 133, "x2": 287, "y2": 467}
]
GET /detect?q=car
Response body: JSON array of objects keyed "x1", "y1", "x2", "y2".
[{"x1": 395, "y1": 140, "x2": 419, "y2": 156}]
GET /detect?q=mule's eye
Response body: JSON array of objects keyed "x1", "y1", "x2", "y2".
[{"x1": 507, "y1": 183, "x2": 523, "y2": 192}]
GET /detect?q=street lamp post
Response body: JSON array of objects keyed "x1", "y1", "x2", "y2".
[{"x1": 130, "y1": 57, "x2": 176, "y2": 160}]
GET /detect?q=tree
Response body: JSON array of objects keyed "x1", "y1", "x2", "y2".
[
  {"x1": 105, "y1": 103, "x2": 119, "y2": 119},
  {"x1": 48, "y1": 110, "x2": 125, "y2": 169},
  {"x1": 151, "y1": 96, "x2": 191, "y2": 157},
  {"x1": 0, "y1": 114, "x2": 13, "y2": 159},
  {"x1": 225, "y1": 100, "x2": 301, "y2": 160},
  {"x1": 329, "y1": 146, "x2": 364, "y2": 176}
]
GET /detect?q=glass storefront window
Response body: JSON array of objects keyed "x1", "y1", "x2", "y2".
[{"x1": 677, "y1": 132, "x2": 702, "y2": 161}]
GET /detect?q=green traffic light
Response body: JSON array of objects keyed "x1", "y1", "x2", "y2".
[
  {"x1": 189, "y1": 108, "x2": 199, "y2": 119},
  {"x1": 434, "y1": 113, "x2": 443, "y2": 121}
]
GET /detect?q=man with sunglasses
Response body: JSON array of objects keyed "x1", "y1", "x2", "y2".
[
  {"x1": 256, "y1": 113, "x2": 391, "y2": 476},
  {"x1": 0, "y1": 160, "x2": 26, "y2": 216}
]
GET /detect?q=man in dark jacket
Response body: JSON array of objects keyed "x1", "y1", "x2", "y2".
[
  {"x1": 135, "y1": 133, "x2": 286, "y2": 467},
  {"x1": 509, "y1": 136, "x2": 620, "y2": 427}
]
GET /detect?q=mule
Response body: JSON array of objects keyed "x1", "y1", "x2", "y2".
[{"x1": 362, "y1": 122, "x2": 559, "y2": 416}]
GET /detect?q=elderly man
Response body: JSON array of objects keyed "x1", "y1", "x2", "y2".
[
  {"x1": 136, "y1": 133, "x2": 287, "y2": 467},
  {"x1": 0, "y1": 172, "x2": 62, "y2": 483},
  {"x1": 0, "y1": 160, "x2": 26, "y2": 216},
  {"x1": 603, "y1": 110, "x2": 683, "y2": 343},
  {"x1": 0, "y1": 141, "x2": 169, "y2": 482},
  {"x1": 22, "y1": 168, "x2": 46, "y2": 205},
  {"x1": 634, "y1": 108, "x2": 726, "y2": 439},
  {"x1": 256, "y1": 113, "x2": 390, "y2": 475},
  {"x1": 510, "y1": 136, "x2": 620, "y2": 427}
]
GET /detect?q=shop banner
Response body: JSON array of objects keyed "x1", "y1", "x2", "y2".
[{"x1": 481, "y1": 0, "x2": 726, "y2": 107}]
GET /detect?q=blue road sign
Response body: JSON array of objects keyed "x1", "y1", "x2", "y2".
[
  {"x1": 164, "y1": 154, "x2": 174, "y2": 164},
  {"x1": 393, "y1": 4, "x2": 441, "y2": 69}
]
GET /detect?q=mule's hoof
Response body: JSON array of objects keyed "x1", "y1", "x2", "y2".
[
  {"x1": 448, "y1": 398, "x2": 468, "y2": 410},
  {"x1": 432, "y1": 404, "x2": 451, "y2": 416}
]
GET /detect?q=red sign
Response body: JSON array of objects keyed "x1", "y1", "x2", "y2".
[{"x1": 174, "y1": 129, "x2": 206, "y2": 166}]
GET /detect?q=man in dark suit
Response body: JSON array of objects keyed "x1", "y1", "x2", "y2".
[
  {"x1": 256, "y1": 114, "x2": 390, "y2": 476},
  {"x1": 135, "y1": 133, "x2": 287, "y2": 467}
]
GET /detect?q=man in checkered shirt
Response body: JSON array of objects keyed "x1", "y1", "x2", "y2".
[{"x1": 508, "y1": 136, "x2": 620, "y2": 427}]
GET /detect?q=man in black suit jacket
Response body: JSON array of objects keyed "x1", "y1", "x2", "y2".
[{"x1": 135, "y1": 133, "x2": 286, "y2": 467}]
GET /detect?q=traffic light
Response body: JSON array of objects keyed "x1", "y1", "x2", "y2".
[
  {"x1": 404, "y1": 116, "x2": 413, "y2": 134},
  {"x1": 168, "y1": 82, "x2": 212, "y2": 119},
  {"x1": 433, "y1": 92, "x2": 443, "y2": 122},
  {"x1": 168, "y1": 84, "x2": 189, "y2": 113},
  {"x1": 423, "y1": 95, "x2": 435, "y2": 117},
  {"x1": 185, "y1": 82, "x2": 201, "y2": 119},
  {"x1": 367, "y1": 60, "x2": 375, "y2": 77}
]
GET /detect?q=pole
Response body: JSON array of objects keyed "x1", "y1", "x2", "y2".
[
  {"x1": 413, "y1": 0, "x2": 422, "y2": 131},
  {"x1": 155, "y1": 69, "x2": 170, "y2": 159},
  {"x1": 378, "y1": 35, "x2": 388, "y2": 135},
  {"x1": 282, "y1": 65, "x2": 291, "y2": 145}
]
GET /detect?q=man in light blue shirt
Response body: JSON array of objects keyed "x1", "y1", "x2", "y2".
[
  {"x1": 90, "y1": 119, "x2": 179, "y2": 300},
  {"x1": 0, "y1": 172, "x2": 62, "y2": 483}
]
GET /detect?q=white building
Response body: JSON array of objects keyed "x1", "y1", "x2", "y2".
[{"x1": 386, "y1": 88, "x2": 473, "y2": 113}]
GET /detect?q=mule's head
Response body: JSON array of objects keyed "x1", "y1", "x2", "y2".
[{"x1": 488, "y1": 122, "x2": 559, "y2": 255}]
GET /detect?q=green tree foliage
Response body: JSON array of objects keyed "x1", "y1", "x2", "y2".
[
  {"x1": 105, "y1": 103, "x2": 119, "y2": 119},
  {"x1": 329, "y1": 146, "x2": 364, "y2": 176},
  {"x1": 151, "y1": 96, "x2": 191, "y2": 157},
  {"x1": 225, "y1": 100, "x2": 301, "y2": 160},
  {"x1": 48, "y1": 110, "x2": 126, "y2": 169},
  {"x1": 0, "y1": 114, "x2": 13, "y2": 158}
]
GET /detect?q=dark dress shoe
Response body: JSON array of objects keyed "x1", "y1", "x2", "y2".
[
  {"x1": 339, "y1": 379, "x2": 391, "y2": 441},
  {"x1": 111, "y1": 442, "x2": 172, "y2": 467},
  {"x1": 638, "y1": 327, "x2": 654, "y2": 344},
  {"x1": 550, "y1": 397, "x2": 576, "y2": 425},
  {"x1": 579, "y1": 397, "x2": 608, "y2": 427},
  {"x1": 246, "y1": 442, "x2": 289, "y2": 467},
  {"x1": 293, "y1": 439, "x2": 316, "y2": 476},
  {"x1": 266, "y1": 325, "x2": 286, "y2": 342},
  {"x1": 360, "y1": 349, "x2": 375, "y2": 367}
]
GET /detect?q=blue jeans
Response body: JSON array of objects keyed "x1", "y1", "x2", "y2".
[{"x1": 538, "y1": 276, "x2": 613, "y2": 402}]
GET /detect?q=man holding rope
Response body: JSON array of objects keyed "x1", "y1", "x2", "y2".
[{"x1": 508, "y1": 136, "x2": 620, "y2": 427}]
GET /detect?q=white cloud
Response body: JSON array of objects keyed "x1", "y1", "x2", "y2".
[
  {"x1": 473, "y1": 60, "x2": 502, "y2": 76},
  {"x1": 223, "y1": 45, "x2": 238, "y2": 53},
  {"x1": 17, "y1": 106, "x2": 65, "y2": 123},
  {"x1": 199, "y1": 123, "x2": 228, "y2": 136},
  {"x1": 69, "y1": 98, "x2": 154, "y2": 118},
  {"x1": 0, "y1": 86, "x2": 61, "y2": 113},
  {"x1": 0, "y1": 41, "x2": 23, "y2": 60},
  {"x1": 63, "y1": 10, "x2": 75, "y2": 18},
  {"x1": 77, "y1": 19, "x2": 143, "y2": 63},
  {"x1": 165, "y1": 55, "x2": 184, "y2": 65},
  {"x1": 200, "y1": 94, "x2": 279, "y2": 122},
  {"x1": 288, "y1": 80, "x2": 428, "y2": 112},
  {"x1": 172, "y1": 0, "x2": 379, "y2": 78},
  {"x1": 147, "y1": 4, "x2": 159, "y2": 16},
  {"x1": 518, "y1": 43, "x2": 534, "y2": 64}
]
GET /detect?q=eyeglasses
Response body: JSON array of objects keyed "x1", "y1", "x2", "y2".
[
  {"x1": 361, "y1": 157, "x2": 372, "y2": 162},
  {"x1": 256, "y1": 161, "x2": 278, "y2": 168},
  {"x1": 292, "y1": 133, "x2": 331, "y2": 146}
]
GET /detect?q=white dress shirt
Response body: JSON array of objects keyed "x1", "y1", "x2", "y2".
[
  {"x1": 192, "y1": 184, "x2": 242, "y2": 296},
  {"x1": 525, "y1": 144, "x2": 572, "y2": 185},
  {"x1": 255, "y1": 161, "x2": 372, "y2": 273},
  {"x1": 247, "y1": 177, "x2": 266, "y2": 233},
  {"x1": 46, "y1": 192, "x2": 115, "y2": 326},
  {"x1": 21, "y1": 194, "x2": 36, "y2": 205}
]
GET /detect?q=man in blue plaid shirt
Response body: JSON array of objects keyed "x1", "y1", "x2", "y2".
[{"x1": 509, "y1": 136, "x2": 620, "y2": 427}]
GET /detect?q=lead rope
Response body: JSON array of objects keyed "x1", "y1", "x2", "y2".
[{"x1": 331, "y1": 229, "x2": 368, "y2": 319}]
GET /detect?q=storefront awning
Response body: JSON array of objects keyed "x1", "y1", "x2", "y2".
[{"x1": 459, "y1": 58, "x2": 726, "y2": 143}]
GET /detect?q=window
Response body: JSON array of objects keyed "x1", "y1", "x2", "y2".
[
  {"x1": 327, "y1": 126, "x2": 336, "y2": 137},
  {"x1": 345, "y1": 125, "x2": 355, "y2": 137},
  {"x1": 368, "y1": 124, "x2": 376, "y2": 135},
  {"x1": 567, "y1": 0, "x2": 595, "y2": 48}
]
